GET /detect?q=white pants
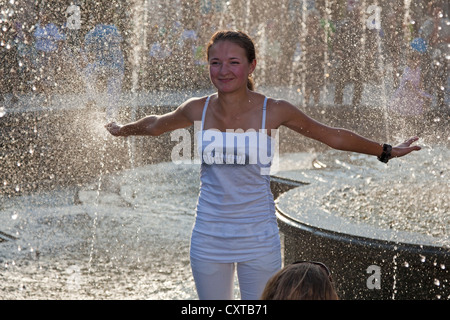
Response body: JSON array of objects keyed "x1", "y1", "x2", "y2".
[{"x1": 190, "y1": 250, "x2": 281, "y2": 300}]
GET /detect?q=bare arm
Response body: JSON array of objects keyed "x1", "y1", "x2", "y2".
[
  {"x1": 273, "y1": 100, "x2": 421, "y2": 160},
  {"x1": 105, "y1": 97, "x2": 203, "y2": 137}
]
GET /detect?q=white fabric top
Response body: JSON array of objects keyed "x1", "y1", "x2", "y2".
[{"x1": 190, "y1": 95, "x2": 280, "y2": 262}]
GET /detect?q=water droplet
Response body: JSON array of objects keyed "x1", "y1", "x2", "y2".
[
  {"x1": 15, "y1": 185, "x2": 20, "y2": 192},
  {"x1": 0, "y1": 107, "x2": 5, "y2": 117},
  {"x1": 11, "y1": 213, "x2": 18, "y2": 220},
  {"x1": 434, "y1": 278, "x2": 440, "y2": 286},
  {"x1": 403, "y1": 261, "x2": 410, "y2": 268},
  {"x1": 420, "y1": 255, "x2": 426, "y2": 263}
]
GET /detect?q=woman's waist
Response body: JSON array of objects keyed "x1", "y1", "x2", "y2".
[
  {"x1": 192, "y1": 215, "x2": 278, "y2": 238},
  {"x1": 197, "y1": 183, "x2": 273, "y2": 209}
]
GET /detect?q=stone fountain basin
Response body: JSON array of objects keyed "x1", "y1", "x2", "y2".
[{"x1": 276, "y1": 177, "x2": 447, "y2": 249}]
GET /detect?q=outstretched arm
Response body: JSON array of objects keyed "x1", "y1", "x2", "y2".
[
  {"x1": 274, "y1": 100, "x2": 421, "y2": 161},
  {"x1": 105, "y1": 97, "x2": 203, "y2": 137}
]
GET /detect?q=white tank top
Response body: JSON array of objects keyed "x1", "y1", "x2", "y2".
[{"x1": 190, "y1": 95, "x2": 280, "y2": 262}]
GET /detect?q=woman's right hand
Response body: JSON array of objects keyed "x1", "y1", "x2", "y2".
[{"x1": 105, "y1": 122, "x2": 125, "y2": 136}]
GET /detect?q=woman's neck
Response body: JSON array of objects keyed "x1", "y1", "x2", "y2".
[{"x1": 216, "y1": 89, "x2": 254, "y2": 116}]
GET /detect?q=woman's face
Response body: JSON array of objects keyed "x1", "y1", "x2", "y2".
[{"x1": 208, "y1": 40, "x2": 256, "y2": 93}]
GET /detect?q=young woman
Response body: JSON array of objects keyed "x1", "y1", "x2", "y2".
[{"x1": 105, "y1": 30, "x2": 421, "y2": 300}]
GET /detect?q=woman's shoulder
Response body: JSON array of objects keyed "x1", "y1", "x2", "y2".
[
  {"x1": 265, "y1": 96, "x2": 297, "y2": 111},
  {"x1": 182, "y1": 95, "x2": 211, "y2": 108},
  {"x1": 178, "y1": 95, "x2": 212, "y2": 120},
  {"x1": 264, "y1": 96, "x2": 306, "y2": 129},
  {"x1": 245, "y1": 91, "x2": 285, "y2": 108}
]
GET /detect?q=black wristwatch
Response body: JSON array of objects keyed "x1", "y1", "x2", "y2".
[{"x1": 378, "y1": 144, "x2": 392, "y2": 163}]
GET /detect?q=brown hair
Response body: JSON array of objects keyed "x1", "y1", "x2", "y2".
[
  {"x1": 261, "y1": 262, "x2": 339, "y2": 300},
  {"x1": 206, "y1": 30, "x2": 256, "y2": 91}
]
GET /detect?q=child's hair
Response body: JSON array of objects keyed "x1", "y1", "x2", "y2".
[
  {"x1": 206, "y1": 30, "x2": 256, "y2": 91},
  {"x1": 261, "y1": 261, "x2": 339, "y2": 300}
]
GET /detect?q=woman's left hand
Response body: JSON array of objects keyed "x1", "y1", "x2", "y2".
[{"x1": 390, "y1": 136, "x2": 421, "y2": 159}]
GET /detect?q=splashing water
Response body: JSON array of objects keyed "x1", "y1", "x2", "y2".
[{"x1": 392, "y1": 250, "x2": 399, "y2": 300}]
